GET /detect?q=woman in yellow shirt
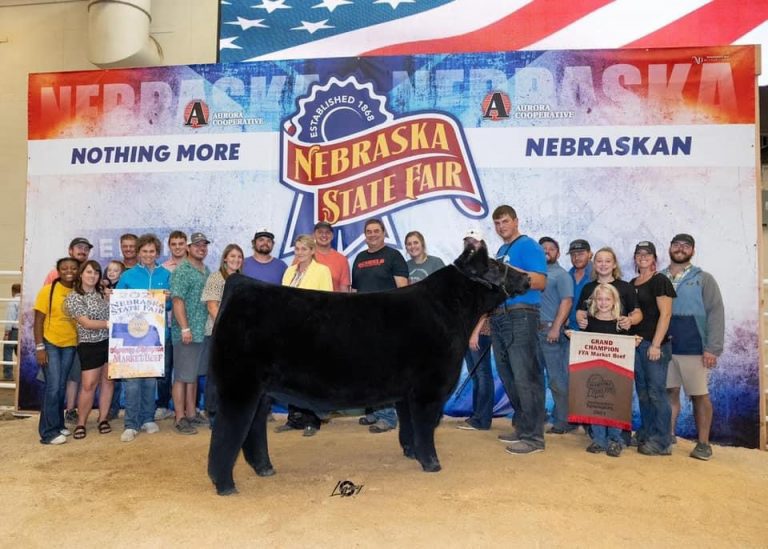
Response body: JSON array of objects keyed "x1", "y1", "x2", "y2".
[
  {"x1": 275, "y1": 235, "x2": 332, "y2": 436},
  {"x1": 33, "y1": 257, "x2": 79, "y2": 445}
]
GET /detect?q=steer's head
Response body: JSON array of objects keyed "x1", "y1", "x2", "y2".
[{"x1": 453, "y1": 245, "x2": 530, "y2": 298}]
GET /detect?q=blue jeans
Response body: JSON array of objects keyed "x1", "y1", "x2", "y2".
[
  {"x1": 591, "y1": 424, "x2": 623, "y2": 448},
  {"x1": 490, "y1": 308, "x2": 546, "y2": 448},
  {"x1": 3, "y1": 327, "x2": 17, "y2": 379},
  {"x1": 634, "y1": 340, "x2": 673, "y2": 450},
  {"x1": 464, "y1": 334, "x2": 493, "y2": 429},
  {"x1": 536, "y1": 327, "x2": 570, "y2": 429},
  {"x1": 109, "y1": 380, "x2": 123, "y2": 418},
  {"x1": 156, "y1": 340, "x2": 173, "y2": 409},
  {"x1": 374, "y1": 406, "x2": 397, "y2": 428},
  {"x1": 124, "y1": 377, "x2": 157, "y2": 430},
  {"x1": 38, "y1": 341, "x2": 76, "y2": 443}
]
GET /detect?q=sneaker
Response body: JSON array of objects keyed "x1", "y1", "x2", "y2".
[
  {"x1": 606, "y1": 441, "x2": 623, "y2": 457},
  {"x1": 358, "y1": 416, "x2": 377, "y2": 426},
  {"x1": 141, "y1": 421, "x2": 160, "y2": 434},
  {"x1": 369, "y1": 420, "x2": 395, "y2": 433},
  {"x1": 303, "y1": 425, "x2": 318, "y2": 437},
  {"x1": 60, "y1": 428, "x2": 72, "y2": 437},
  {"x1": 274, "y1": 423, "x2": 296, "y2": 433},
  {"x1": 64, "y1": 409, "x2": 78, "y2": 424},
  {"x1": 457, "y1": 419, "x2": 480, "y2": 431},
  {"x1": 638, "y1": 443, "x2": 672, "y2": 456},
  {"x1": 690, "y1": 442, "x2": 713, "y2": 461},
  {"x1": 504, "y1": 441, "x2": 544, "y2": 455},
  {"x1": 47, "y1": 434, "x2": 67, "y2": 445},
  {"x1": 154, "y1": 407, "x2": 174, "y2": 421},
  {"x1": 497, "y1": 431, "x2": 521, "y2": 443},
  {"x1": 188, "y1": 413, "x2": 209, "y2": 426},
  {"x1": 120, "y1": 428, "x2": 138, "y2": 442},
  {"x1": 586, "y1": 442, "x2": 605, "y2": 454},
  {"x1": 547, "y1": 425, "x2": 573, "y2": 435},
  {"x1": 174, "y1": 418, "x2": 197, "y2": 435}
]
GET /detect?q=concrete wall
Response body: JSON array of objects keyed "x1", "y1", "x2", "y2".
[{"x1": 0, "y1": 0, "x2": 218, "y2": 293}]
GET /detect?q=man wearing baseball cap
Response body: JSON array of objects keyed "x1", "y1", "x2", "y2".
[
  {"x1": 312, "y1": 221, "x2": 350, "y2": 292},
  {"x1": 566, "y1": 239, "x2": 592, "y2": 331},
  {"x1": 537, "y1": 237, "x2": 574, "y2": 434},
  {"x1": 242, "y1": 227, "x2": 287, "y2": 284},
  {"x1": 170, "y1": 231, "x2": 211, "y2": 435},
  {"x1": 43, "y1": 237, "x2": 93, "y2": 285},
  {"x1": 662, "y1": 233, "x2": 724, "y2": 461}
]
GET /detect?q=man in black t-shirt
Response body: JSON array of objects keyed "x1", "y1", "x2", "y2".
[
  {"x1": 351, "y1": 219, "x2": 408, "y2": 292},
  {"x1": 351, "y1": 218, "x2": 408, "y2": 433}
]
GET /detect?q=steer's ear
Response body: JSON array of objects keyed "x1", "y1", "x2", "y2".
[{"x1": 454, "y1": 245, "x2": 489, "y2": 275}]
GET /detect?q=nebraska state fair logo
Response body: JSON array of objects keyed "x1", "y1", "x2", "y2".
[{"x1": 279, "y1": 76, "x2": 487, "y2": 255}]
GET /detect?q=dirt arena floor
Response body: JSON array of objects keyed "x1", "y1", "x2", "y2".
[{"x1": 1, "y1": 412, "x2": 766, "y2": 548}]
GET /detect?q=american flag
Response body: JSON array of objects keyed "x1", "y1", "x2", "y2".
[{"x1": 219, "y1": 0, "x2": 768, "y2": 83}]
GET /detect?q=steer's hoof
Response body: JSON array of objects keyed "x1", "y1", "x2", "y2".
[
  {"x1": 216, "y1": 485, "x2": 239, "y2": 496},
  {"x1": 256, "y1": 466, "x2": 275, "y2": 477},
  {"x1": 421, "y1": 461, "x2": 442, "y2": 473}
]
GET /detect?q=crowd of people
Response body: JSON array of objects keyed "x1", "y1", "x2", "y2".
[{"x1": 31, "y1": 205, "x2": 725, "y2": 462}]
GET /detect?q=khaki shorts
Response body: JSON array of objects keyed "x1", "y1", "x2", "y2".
[{"x1": 666, "y1": 354, "x2": 710, "y2": 396}]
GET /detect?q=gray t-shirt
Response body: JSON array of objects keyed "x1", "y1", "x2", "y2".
[
  {"x1": 406, "y1": 255, "x2": 445, "y2": 283},
  {"x1": 540, "y1": 262, "x2": 573, "y2": 323}
]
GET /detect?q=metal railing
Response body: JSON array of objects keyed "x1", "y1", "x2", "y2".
[{"x1": 0, "y1": 270, "x2": 21, "y2": 394}]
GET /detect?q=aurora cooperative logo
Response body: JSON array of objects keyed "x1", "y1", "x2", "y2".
[{"x1": 279, "y1": 76, "x2": 487, "y2": 256}]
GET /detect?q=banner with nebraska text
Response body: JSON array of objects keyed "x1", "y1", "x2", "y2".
[
  {"x1": 22, "y1": 46, "x2": 761, "y2": 447},
  {"x1": 568, "y1": 331, "x2": 637, "y2": 430},
  {"x1": 108, "y1": 290, "x2": 166, "y2": 379}
]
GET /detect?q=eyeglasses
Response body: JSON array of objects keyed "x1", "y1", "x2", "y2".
[{"x1": 670, "y1": 242, "x2": 692, "y2": 250}]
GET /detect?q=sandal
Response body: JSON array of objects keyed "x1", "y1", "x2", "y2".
[
  {"x1": 73, "y1": 425, "x2": 86, "y2": 440},
  {"x1": 98, "y1": 420, "x2": 112, "y2": 434}
]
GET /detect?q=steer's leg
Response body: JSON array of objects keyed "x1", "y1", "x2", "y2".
[
  {"x1": 241, "y1": 393, "x2": 275, "y2": 477},
  {"x1": 395, "y1": 399, "x2": 415, "y2": 459},
  {"x1": 409, "y1": 396, "x2": 444, "y2": 473},
  {"x1": 208, "y1": 393, "x2": 261, "y2": 496}
]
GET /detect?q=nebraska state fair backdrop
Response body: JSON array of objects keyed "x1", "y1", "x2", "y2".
[{"x1": 25, "y1": 46, "x2": 760, "y2": 446}]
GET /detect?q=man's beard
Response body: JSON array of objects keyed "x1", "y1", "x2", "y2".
[{"x1": 669, "y1": 251, "x2": 692, "y2": 264}]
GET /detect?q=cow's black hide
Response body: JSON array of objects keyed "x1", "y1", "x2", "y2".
[{"x1": 207, "y1": 246, "x2": 528, "y2": 495}]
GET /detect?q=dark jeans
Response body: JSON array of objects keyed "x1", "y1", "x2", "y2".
[
  {"x1": 464, "y1": 334, "x2": 493, "y2": 429},
  {"x1": 536, "y1": 327, "x2": 571, "y2": 429},
  {"x1": 38, "y1": 341, "x2": 75, "y2": 443},
  {"x1": 490, "y1": 308, "x2": 546, "y2": 448},
  {"x1": 3, "y1": 327, "x2": 17, "y2": 379},
  {"x1": 635, "y1": 340, "x2": 673, "y2": 451},
  {"x1": 109, "y1": 379, "x2": 123, "y2": 419}
]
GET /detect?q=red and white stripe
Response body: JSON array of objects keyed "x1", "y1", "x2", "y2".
[{"x1": 251, "y1": 0, "x2": 768, "y2": 84}]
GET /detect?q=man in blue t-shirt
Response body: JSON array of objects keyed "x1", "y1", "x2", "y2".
[
  {"x1": 242, "y1": 228, "x2": 287, "y2": 284},
  {"x1": 490, "y1": 205, "x2": 547, "y2": 455}
]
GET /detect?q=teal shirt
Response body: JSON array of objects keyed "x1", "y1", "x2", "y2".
[{"x1": 170, "y1": 259, "x2": 210, "y2": 344}]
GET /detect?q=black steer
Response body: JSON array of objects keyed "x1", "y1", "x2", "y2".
[{"x1": 207, "y1": 246, "x2": 529, "y2": 495}]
